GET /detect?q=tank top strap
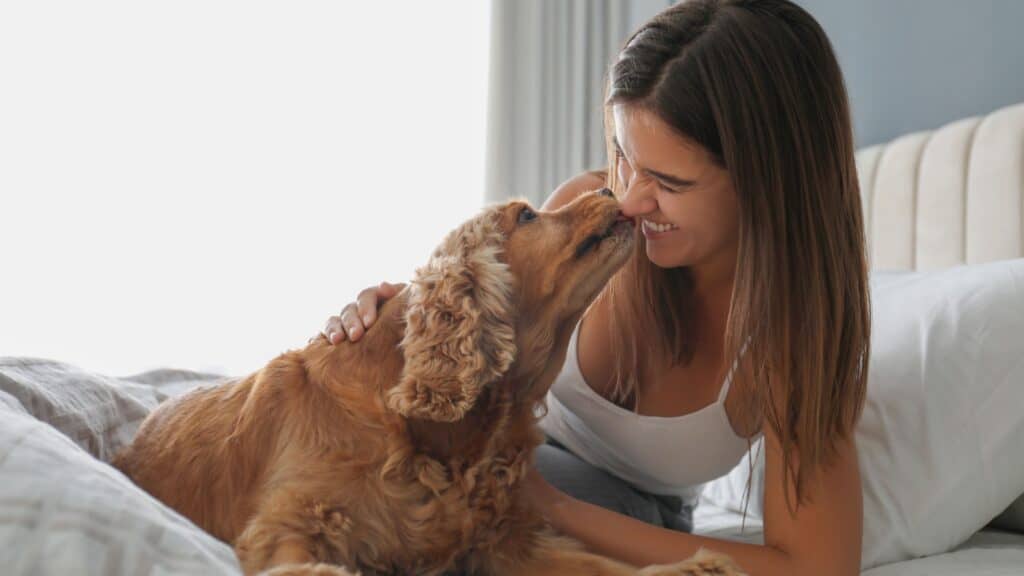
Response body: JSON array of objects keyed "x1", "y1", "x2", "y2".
[
  {"x1": 716, "y1": 366, "x2": 734, "y2": 403},
  {"x1": 716, "y1": 336, "x2": 752, "y2": 403}
]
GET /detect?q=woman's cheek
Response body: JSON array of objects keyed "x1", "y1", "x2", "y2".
[{"x1": 672, "y1": 226, "x2": 704, "y2": 259}]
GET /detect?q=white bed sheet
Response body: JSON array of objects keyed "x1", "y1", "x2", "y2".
[{"x1": 693, "y1": 498, "x2": 1024, "y2": 574}]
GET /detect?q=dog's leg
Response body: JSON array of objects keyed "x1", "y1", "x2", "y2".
[
  {"x1": 636, "y1": 548, "x2": 747, "y2": 576},
  {"x1": 235, "y1": 528, "x2": 360, "y2": 576},
  {"x1": 236, "y1": 527, "x2": 359, "y2": 576},
  {"x1": 258, "y1": 564, "x2": 360, "y2": 576},
  {"x1": 235, "y1": 506, "x2": 361, "y2": 576},
  {"x1": 488, "y1": 529, "x2": 745, "y2": 576},
  {"x1": 486, "y1": 530, "x2": 635, "y2": 576}
]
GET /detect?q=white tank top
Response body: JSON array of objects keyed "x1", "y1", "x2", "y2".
[{"x1": 538, "y1": 318, "x2": 758, "y2": 502}]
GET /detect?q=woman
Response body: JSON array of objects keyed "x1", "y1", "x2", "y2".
[{"x1": 322, "y1": 1, "x2": 869, "y2": 573}]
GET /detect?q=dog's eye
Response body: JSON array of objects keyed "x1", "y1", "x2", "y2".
[{"x1": 517, "y1": 206, "x2": 537, "y2": 224}]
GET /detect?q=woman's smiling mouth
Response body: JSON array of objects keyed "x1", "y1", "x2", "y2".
[{"x1": 641, "y1": 219, "x2": 679, "y2": 239}]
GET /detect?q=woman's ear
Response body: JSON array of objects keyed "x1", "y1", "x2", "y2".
[{"x1": 386, "y1": 217, "x2": 517, "y2": 422}]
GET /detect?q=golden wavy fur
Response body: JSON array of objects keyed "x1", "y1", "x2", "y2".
[{"x1": 113, "y1": 191, "x2": 744, "y2": 576}]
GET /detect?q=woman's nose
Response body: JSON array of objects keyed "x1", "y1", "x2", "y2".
[{"x1": 618, "y1": 181, "x2": 656, "y2": 217}]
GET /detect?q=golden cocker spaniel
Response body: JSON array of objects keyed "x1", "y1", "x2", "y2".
[{"x1": 114, "y1": 190, "x2": 744, "y2": 575}]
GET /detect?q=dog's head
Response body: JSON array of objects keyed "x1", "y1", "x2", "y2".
[{"x1": 386, "y1": 189, "x2": 634, "y2": 422}]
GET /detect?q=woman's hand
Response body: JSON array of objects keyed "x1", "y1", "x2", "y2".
[{"x1": 320, "y1": 281, "x2": 404, "y2": 344}]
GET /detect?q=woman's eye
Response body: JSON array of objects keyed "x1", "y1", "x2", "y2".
[
  {"x1": 617, "y1": 163, "x2": 632, "y2": 187},
  {"x1": 615, "y1": 149, "x2": 630, "y2": 167},
  {"x1": 518, "y1": 206, "x2": 537, "y2": 224}
]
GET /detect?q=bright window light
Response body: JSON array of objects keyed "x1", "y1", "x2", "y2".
[{"x1": 0, "y1": 1, "x2": 490, "y2": 377}]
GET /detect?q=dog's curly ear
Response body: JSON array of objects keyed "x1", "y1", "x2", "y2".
[{"x1": 387, "y1": 215, "x2": 517, "y2": 422}]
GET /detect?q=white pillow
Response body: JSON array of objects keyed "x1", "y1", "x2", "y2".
[
  {"x1": 700, "y1": 259, "x2": 1024, "y2": 569},
  {"x1": 0, "y1": 357, "x2": 226, "y2": 461},
  {"x1": 0, "y1": 391, "x2": 240, "y2": 575},
  {"x1": 991, "y1": 493, "x2": 1024, "y2": 533},
  {"x1": 0, "y1": 357, "x2": 163, "y2": 461},
  {"x1": 0, "y1": 357, "x2": 239, "y2": 575}
]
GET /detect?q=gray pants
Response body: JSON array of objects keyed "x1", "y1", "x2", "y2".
[
  {"x1": 535, "y1": 438, "x2": 694, "y2": 532},
  {"x1": 443, "y1": 439, "x2": 694, "y2": 574}
]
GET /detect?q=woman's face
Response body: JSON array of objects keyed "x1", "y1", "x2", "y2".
[{"x1": 612, "y1": 104, "x2": 739, "y2": 273}]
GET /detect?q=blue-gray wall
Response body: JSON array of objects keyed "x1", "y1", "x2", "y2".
[{"x1": 796, "y1": 0, "x2": 1024, "y2": 146}]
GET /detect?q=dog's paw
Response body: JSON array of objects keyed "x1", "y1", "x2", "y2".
[
  {"x1": 258, "y1": 562, "x2": 361, "y2": 576},
  {"x1": 637, "y1": 548, "x2": 746, "y2": 576}
]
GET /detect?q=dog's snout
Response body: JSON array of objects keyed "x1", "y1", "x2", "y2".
[{"x1": 598, "y1": 187, "x2": 615, "y2": 198}]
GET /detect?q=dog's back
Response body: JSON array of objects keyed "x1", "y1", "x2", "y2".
[
  {"x1": 113, "y1": 353, "x2": 317, "y2": 541},
  {"x1": 113, "y1": 295, "x2": 411, "y2": 545}
]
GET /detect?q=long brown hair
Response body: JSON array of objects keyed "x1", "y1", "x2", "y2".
[{"x1": 600, "y1": 0, "x2": 870, "y2": 508}]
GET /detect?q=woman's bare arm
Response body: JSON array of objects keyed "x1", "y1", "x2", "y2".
[{"x1": 528, "y1": 426, "x2": 862, "y2": 575}]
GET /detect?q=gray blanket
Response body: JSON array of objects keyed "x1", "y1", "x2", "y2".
[{"x1": 0, "y1": 357, "x2": 241, "y2": 575}]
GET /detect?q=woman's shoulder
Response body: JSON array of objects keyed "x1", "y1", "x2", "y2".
[{"x1": 541, "y1": 169, "x2": 608, "y2": 211}]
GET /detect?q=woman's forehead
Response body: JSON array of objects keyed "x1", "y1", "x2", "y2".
[{"x1": 612, "y1": 104, "x2": 712, "y2": 171}]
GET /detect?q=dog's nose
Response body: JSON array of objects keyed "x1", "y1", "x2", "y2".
[{"x1": 598, "y1": 187, "x2": 615, "y2": 198}]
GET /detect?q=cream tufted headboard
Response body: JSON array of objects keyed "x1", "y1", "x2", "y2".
[{"x1": 856, "y1": 102, "x2": 1024, "y2": 271}]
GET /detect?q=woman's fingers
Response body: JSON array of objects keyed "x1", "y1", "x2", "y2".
[
  {"x1": 379, "y1": 281, "x2": 402, "y2": 296},
  {"x1": 357, "y1": 281, "x2": 404, "y2": 328},
  {"x1": 355, "y1": 287, "x2": 380, "y2": 328},
  {"x1": 380, "y1": 281, "x2": 404, "y2": 302},
  {"x1": 339, "y1": 304, "x2": 364, "y2": 341},
  {"x1": 322, "y1": 314, "x2": 345, "y2": 344},
  {"x1": 323, "y1": 282, "x2": 406, "y2": 346}
]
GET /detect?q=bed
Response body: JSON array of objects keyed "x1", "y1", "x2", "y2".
[{"x1": 2, "y1": 102, "x2": 1023, "y2": 574}]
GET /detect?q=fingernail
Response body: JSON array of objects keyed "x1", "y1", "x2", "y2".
[
  {"x1": 363, "y1": 314, "x2": 373, "y2": 325},
  {"x1": 329, "y1": 332, "x2": 339, "y2": 344}
]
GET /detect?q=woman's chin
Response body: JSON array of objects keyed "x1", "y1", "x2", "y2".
[{"x1": 644, "y1": 247, "x2": 689, "y2": 269}]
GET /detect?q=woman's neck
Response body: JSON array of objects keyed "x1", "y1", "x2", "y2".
[{"x1": 690, "y1": 243, "x2": 738, "y2": 350}]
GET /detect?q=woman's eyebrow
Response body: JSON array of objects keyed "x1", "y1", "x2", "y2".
[
  {"x1": 646, "y1": 168, "x2": 695, "y2": 187},
  {"x1": 613, "y1": 137, "x2": 696, "y2": 187}
]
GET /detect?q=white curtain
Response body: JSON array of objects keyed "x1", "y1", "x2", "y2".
[{"x1": 485, "y1": 0, "x2": 672, "y2": 206}]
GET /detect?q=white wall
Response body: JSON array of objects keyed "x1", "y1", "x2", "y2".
[{"x1": 0, "y1": 1, "x2": 490, "y2": 376}]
